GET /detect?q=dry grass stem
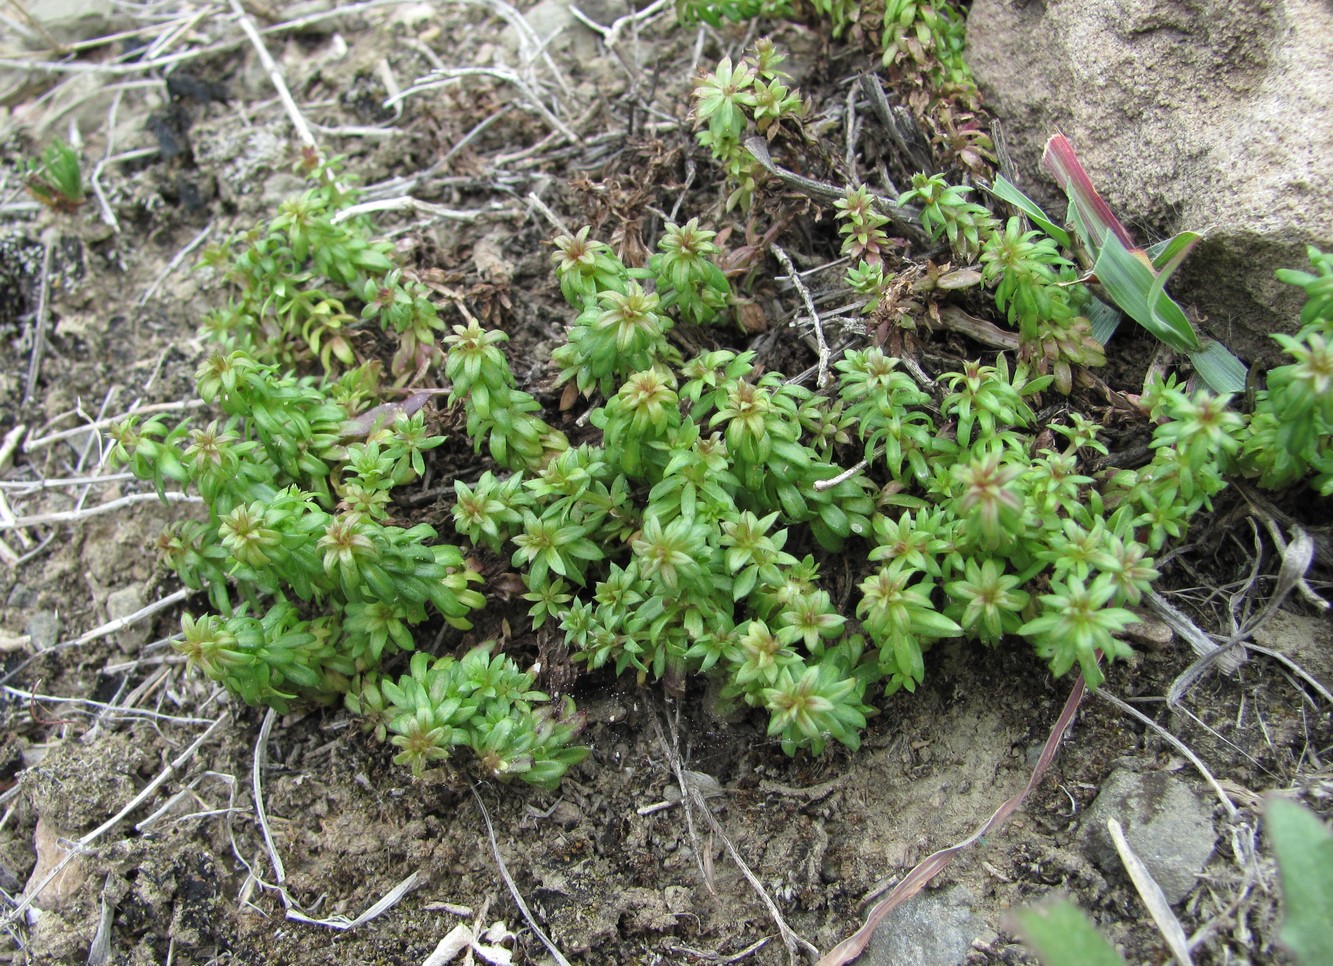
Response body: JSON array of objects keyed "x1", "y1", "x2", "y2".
[
  {"x1": 331, "y1": 197, "x2": 521, "y2": 225},
  {"x1": 0, "y1": 491, "x2": 203, "y2": 530},
  {"x1": 1256, "y1": 516, "x2": 1328, "y2": 611},
  {"x1": 0, "y1": 425, "x2": 25, "y2": 474},
  {"x1": 0, "y1": 472, "x2": 136, "y2": 491},
  {"x1": 525, "y1": 191, "x2": 573, "y2": 237},
  {"x1": 820, "y1": 672, "x2": 1087, "y2": 965},
  {"x1": 568, "y1": 0, "x2": 672, "y2": 50},
  {"x1": 1, "y1": 685, "x2": 216, "y2": 727},
  {"x1": 450, "y1": 0, "x2": 574, "y2": 99},
  {"x1": 90, "y1": 148, "x2": 159, "y2": 232},
  {"x1": 24, "y1": 400, "x2": 203, "y2": 452},
  {"x1": 1108, "y1": 817, "x2": 1194, "y2": 965},
  {"x1": 1147, "y1": 589, "x2": 1245, "y2": 674},
  {"x1": 139, "y1": 222, "x2": 214, "y2": 305},
  {"x1": 650, "y1": 709, "x2": 814, "y2": 963},
  {"x1": 22, "y1": 241, "x2": 53, "y2": 407},
  {"x1": 653, "y1": 703, "x2": 717, "y2": 893},
  {"x1": 388, "y1": 66, "x2": 577, "y2": 143},
  {"x1": 227, "y1": 0, "x2": 317, "y2": 149},
  {"x1": 249, "y1": 708, "x2": 422, "y2": 928},
  {"x1": 470, "y1": 785, "x2": 572, "y2": 966},
  {"x1": 812, "y1": 456, "x2": 869, "y2": 492},
  {"x1": 1095, "y1": 689, "x2": 1238, "y2": 818},
  {"x1": 772, "y1": 243, "x2": 830, "y2": 389}
]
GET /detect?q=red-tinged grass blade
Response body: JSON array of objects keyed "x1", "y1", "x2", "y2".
[
  {"x1": 1188, "y1": 340, "x2": 1248, "y2": 394},
  {"x1": 1012, "y1": 899, "x2": 1127, "y2": 966},
  {"x1": 1092, "y1": 231, "x2": 1201, "y2": 352},
  {"x1": 987, "y1": 175, "x2": 1070, "y2": 248},
  {"x1": 1041, "y1": 135, "x2": 1137, "y2": 253},
  {"x1": 817, "y1": 672, "x2": 1088, "y2": 966}
]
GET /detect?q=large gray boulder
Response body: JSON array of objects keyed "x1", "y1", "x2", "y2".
[{"x1": 966, "y1": 0, "x2": 1333, "y2": 366}]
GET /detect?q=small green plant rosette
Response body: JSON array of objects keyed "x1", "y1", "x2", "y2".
[{"x1": 25, "y1": 137, "x2": 86, "y2": 212}]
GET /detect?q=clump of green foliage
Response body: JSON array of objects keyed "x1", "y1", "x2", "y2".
[
  {"x1": 675, "y1": 0, "x2": 791, "y2": 28},
  {"x1": 861, "y1": 170, "x2": 1104, "y2": 393},
  {"x1": 113, "y1": 158, "x2": 588, "y2": 789},
  {"x1": 989, "y1": 137, "x2": 1247, "y2": 393},
  {"x1": 692, "y1": 39, "x2": 807, "y2": 211},
  {"x1": 198, "y1": 153, "x2": 445, "y2": 384},
  {"x1": 25, "y1": 137, "x2": 85, "y2": 213},
  {"x1": 117, "y1": 27, "x2": 1333, "y2": 789},
  {"x1": 109, "y1": 353, "x2": 585, "y2": 787},
  {"x1": 441, "y1": 201, "x2": 1314, "y2": 759},
  {"x1": 1240, "y1": 246, "x2": 1333, "y2": 492},
  {"x1": 802, "y1": 0, "x2": 977, "y2": 106}
]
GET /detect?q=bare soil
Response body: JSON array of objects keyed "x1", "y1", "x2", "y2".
[{"x1": 1, "y1": 4, "x2": 1329, "y2": 965}]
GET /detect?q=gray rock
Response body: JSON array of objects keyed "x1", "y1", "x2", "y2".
[
  {"x1": 106, "y1": 584, "x2": 148, "y2": 652},
  {"x1": 6, "y1": 583, "x2": 34, "y2": 611},
  {"x1": 1080, "y1": 768, "x2": 1217, "y2": 903},
  {"x1": 863, "y1": 885, "x2": 991, "y2": 966},
  {"x1": 18, "y1": 0, "x2": 121, "y2": 48},
  {"x1": 967, "y1": 0, "x2": 1333, "y2": 365},
  {"x1": 26, "y1": 611, "x2": 60, "y2": 651},
  {"x1": 499, "y1": 0, "x2": 625, "y2": 64}
]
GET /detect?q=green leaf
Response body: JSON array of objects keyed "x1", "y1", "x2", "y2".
[
  {"x1": 910, "y1": 609, "x2": 964, "y2": 640},
  {"x1": 1013, "y1": 898, "x2": 1127, "y2": 966},
  {"x1": 1086, "y1": 297, "x2": 1122, "y2": 345},
  {"x1": 1145, "y1": 231, "x2": 1202, "y2": 277},
  {"x1": 987, "y1": 176, "x2": 1069, "y2": 248},
  {"x1": 1268, "y1": 797, "x2": 1333, "y2": 966},
  {"x1": 1092, "y1": 232, "x2": 1201, "y2": 352},
  {"x1": 1188, "y1": 339, "x2": 1248, "y2": 394}
]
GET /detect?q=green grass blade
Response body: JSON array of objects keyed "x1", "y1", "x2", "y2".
[
  {"x1": 1013, "y1": 898, "x2": 1127, "y2": 966},
  {"x1": 1086, "y1": 297, "x2": 1122, "y2": 345},
  {"x1": 1145, "y1": 231, "x2": 1202, "y2": 277},
  {"x1": 987, "y1": 176, "x2": 1069, "y2": 247},
  {"x1": 1188, "y1": 340, "x2": 1248, "y2": 394},
  {"x1": 1268, "y1": 797, "x2": 1333, "y2": 966},
  {"x1": 1093, "y1": 232, "x2": 1201, "y2": 352}
]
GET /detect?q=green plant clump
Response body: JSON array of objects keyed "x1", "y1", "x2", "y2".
[
  {"x1": 117, "y1": 87, "x2": 1333, "y2": 788},
  {"x1": 198, "y1": 154, "x2": 446, "y2": 384},
  {"x1": 1241, "y1": 246, "x2": 1333, "y2": 492},
  {"x1": 692, "y1": 39, "x2": 807, "y2": 211},
  {"x1": 112, "y1": 159, "x2": 588, "y2": 789},
  {"x1": 438, "y1": 203, "x2": 1333, "y2": 764},
  {"x1": 25, "y1": 137, "x2": 86, "y2": 213}
]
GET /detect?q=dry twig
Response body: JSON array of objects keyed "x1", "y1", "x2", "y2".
[
  {"x1": 772, "y1": 243, "x2": 831, "y2": 389},
  {"x1": 1108, "y1": 818, "x2": 1194, "y2": 965},
  {"x1": 1095, "y1": 689, "x2": 1238, "y2": 819},
  {"x1": 650, "y1": 710, "x2": 815, "y2": 964},
  {"x1": 22, "y1": 241, "x2": 54, "y2": 407},
  {"x1": 471, "y1": 785, "x2": 572, "y2": 965}
]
